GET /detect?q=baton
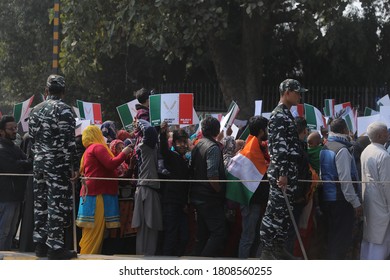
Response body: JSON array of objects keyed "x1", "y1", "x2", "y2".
[
  {"x1": 70, "y1": 167, "x2": 78, "y2": 253},
  {"x1": 282, "y1": 190, "x2": 308, "y2": 260}
]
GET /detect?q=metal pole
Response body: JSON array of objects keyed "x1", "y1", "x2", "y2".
[
  {"x1": 282, "y1": 190, "x2": 308, "y2": 260},
  {"x1": 52, "y1": 0, "x2": 60, "y2": 74}
]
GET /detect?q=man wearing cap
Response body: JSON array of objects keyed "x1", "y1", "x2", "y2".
[
  {"x1": 28, "y1": 74, "x2": 78, "y2": 260},
  {"x1": 259, "y1": 79, "x2": 307, "y2": 259}
]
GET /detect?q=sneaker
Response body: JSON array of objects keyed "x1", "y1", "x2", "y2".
[
  {"x1": 47, "y1": 248, "x2": 77, "y2": 260},
  {"x1": 35, "y1": 243, "x2": 48, "y2": 258}
]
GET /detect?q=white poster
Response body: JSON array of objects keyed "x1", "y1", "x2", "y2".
[
  {"x1": 255, "y1": 100, "x2": 262, "y2": 116},
  {"x1": 380, "y1": 106, "x2": 390, "y2": 128},
  {"x1": 357, "y1": 115, "x2": 381, "y2": 137}
]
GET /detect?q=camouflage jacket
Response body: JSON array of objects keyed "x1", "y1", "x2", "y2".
[
  {"x1": 267, "y1": 103, "x2": 300, "y2": 177},
  {"x1": 28, "y1": 95, "x2": 78, "y2": 172}
]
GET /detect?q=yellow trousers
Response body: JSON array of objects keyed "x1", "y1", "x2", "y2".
[{"x1": 79, "y1": 195, "x2": 105, "y2": 254}]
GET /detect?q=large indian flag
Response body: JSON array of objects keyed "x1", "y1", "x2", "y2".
[
  {"x1": 226, "y1": 135, "x2": 268, "y2": 205},
  {"x1": 149, "y1": 93, "x2": 193, "y2": 126},
  {"x1": 13, "y1": 96, "x2": 34, "y2": 123},
  {"x1": 76, "y1": 100, "x2": 103, "y2": 125}
]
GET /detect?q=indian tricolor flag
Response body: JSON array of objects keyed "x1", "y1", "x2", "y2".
[
  {"x1": 149, "y1": 93, "x2": 193, "y2": 126},
  {"x1": 341, "y1": 107, "x2": 357, "y2": 134},
  {"x1": 116, "y1": 99, "x2": 139, "y2": 129},
  {"x1": 334, "y1": 102, "x2": 352, "y2": 117},
  {"x1": 304, "y1": 103, "x2": 326, "y2": 131},
  {"x1": 220, "y1": 101, "x2": 240, "y2": 131},
  {"x1": 226, "y1": 135, "x2": 268, "y2": 205},
  {"x1": 364, "y1": 107, "x2": 379, "y2": 116},
  {"x1": 323, "y1": 99, "x2": 335, "y2": 117},
  {"x1": 291, "y1": 104, "x2": 304, "y2": 118},
  {"x1": 13, "y1": 96, "x2": 34, "y2": 123},
  {"x1": 76, "y1": 100, "x2": 102, "y2": 125},
  {"x1": 238, "y1": 125, "x2": 250, "y2": 141}
]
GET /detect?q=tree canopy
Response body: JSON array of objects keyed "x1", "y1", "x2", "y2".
[{"x1": 1, "y1": 0, "x2": 390, "y2": 119}]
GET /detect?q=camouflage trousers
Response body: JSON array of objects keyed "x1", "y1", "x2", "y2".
[
  {"x1": 33, "y1": 170, "x2": 73, "y2": 250},
  {"x1": 259, "y1": 167, "x2": 298, "y2": 249}
]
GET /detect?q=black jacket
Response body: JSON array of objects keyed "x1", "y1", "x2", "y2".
[
  {"x1": 159, "y1": 132, "x2": 190, "y2": 204},
  {"x1": 0, "y1": 138, "x2": 33, "y2": 202},
  {"x1": 190, "y1": 137, "x2": 226, "y2": 203}
]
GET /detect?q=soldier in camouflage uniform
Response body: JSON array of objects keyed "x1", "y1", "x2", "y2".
[
  {"x1": 28, "y1": 75, "x2": 78, "y2": 260},
  {"x1": 259, "y1": 79, "x2": 308, "y2": 260}
]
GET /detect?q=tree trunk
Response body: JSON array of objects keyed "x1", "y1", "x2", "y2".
[{"x1": 208, "y1": 12, "x2": 270, "y2": 121}]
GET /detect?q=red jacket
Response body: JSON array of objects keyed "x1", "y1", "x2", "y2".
[{"x1": 80, "y1": 143, "x2": 127, "y2": 196}]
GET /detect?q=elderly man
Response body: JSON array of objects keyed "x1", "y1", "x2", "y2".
[{"x1": 360, "y1": 122, "x2": 390, "y2": 260}]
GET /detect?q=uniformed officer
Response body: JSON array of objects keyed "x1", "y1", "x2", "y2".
[
  {"x1": 259, "y1": 79, "x2": 307, "y2": 260},
  {"x1": 28, "y1": 74, "x2": 79, "y2": 260}
]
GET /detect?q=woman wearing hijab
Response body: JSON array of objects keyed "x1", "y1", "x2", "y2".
[
  {"x1": 76, "y1": 125, "x2": 132, "y2": 254},
  {"x1": 109, "y1": 139, "x2": 129, "y2": 178},
  {"x1": 100, "y1": 120, "x2": 117, "y2": 143}
]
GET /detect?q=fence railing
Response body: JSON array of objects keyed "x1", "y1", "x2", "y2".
[{"x1": 154, "y1": 83, "x2": 389, "y2": 115}]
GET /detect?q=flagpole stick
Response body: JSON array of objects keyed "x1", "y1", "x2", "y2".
[
  {"x1": 282, "y1": 189, "x2": 308, "y2": 260},
  {"x1": 70, "y1": 164, "x2": 78, "y2": 254}
]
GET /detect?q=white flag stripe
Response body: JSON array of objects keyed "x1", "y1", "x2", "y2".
[
  {"x1": 128, "y1": 99, "x2": 139, "y2": 119},
  {"x1": 73, "y1": 106, "x2": 80, "y2": 119},
  {"x1": 82, "y1": 102, "x2": 94, "y2": 121},
  {"x1": 255, "y1": 100, "x2": 262, "y2": 116},
  {"x1": 226, "y1": 153, "x2": 263, "y2": 192}
]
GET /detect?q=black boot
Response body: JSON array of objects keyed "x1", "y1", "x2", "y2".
[
  {"x1": 47, "y1": 248, "x2": 77, "y2": 260},
  {"x1": 273, "y1": 245, "x2": 300, "y2": 260},
  {"x1": 259, "y1": 248, "x2": 277, "y2": 260},
  {"x1": 35, "y1": 243, "x2": 48, "y2": 258}
]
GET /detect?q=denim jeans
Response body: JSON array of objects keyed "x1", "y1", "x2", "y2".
[
  {"x1": 0, "y1": 202, "x2": 21, "y2": 250},
  {"x1": 238, "y1": 204, "x2": 261, "y2": 258}
]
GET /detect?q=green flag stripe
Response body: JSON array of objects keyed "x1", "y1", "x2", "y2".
[
  {"x1": 77, "y1": 100, "x2": 85, "y2": 119},
  {"x1": 227, "y1": 101, "x2": 235, "y2": 112},
  {"x1": 344, "y1": 115, "x2": 353, "y2": 131},
  {"x1": 238, "y1": 126, "x2": 250, "y2": 140},
  {"x1": 304, "y1": 104, "x2": 317, "y2": 130},
  {"x1": 149, "y1": 95, "x2": 161, "y2": 126},
  {"x1": 117, "y1": 104, "x2": 133, "y2": 128},
  {"x1": 226, "y1": 173, "x2": 253, "y2": 205},
  {"x1": 13, "y1": 103, "x2": 23, "y2": 123}
]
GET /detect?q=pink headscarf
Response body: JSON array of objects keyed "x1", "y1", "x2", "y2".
[{"x1": 109, "y1": 139, "x2": 128, "y2": 177}]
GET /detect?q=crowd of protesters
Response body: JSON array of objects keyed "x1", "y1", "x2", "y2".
[{"x1": 1, "y1": 76, "x2": 390, "y2": 260}]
